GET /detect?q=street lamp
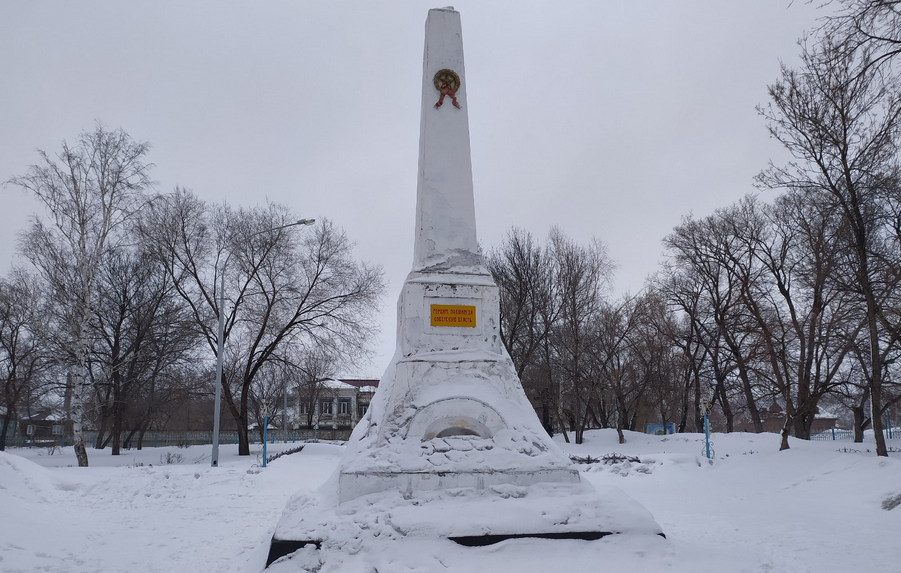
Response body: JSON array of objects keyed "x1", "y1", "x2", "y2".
[
  {"x1": 261, "y1": 399, "x2": 271, "y2": 468},
  {"x1": 211, "y1": 218, "x2": 316, "y2": 467}
]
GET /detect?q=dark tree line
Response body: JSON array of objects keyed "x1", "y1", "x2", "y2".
[
  {"x1": 488, "y1": 227, "x2": 670, "y2": 445},
  {"x1": 1, "y1": 124, "x2": 385, "y2": 463},
  {"x1": 487, "y1": 1, "x2": 901, "y2": 455}
]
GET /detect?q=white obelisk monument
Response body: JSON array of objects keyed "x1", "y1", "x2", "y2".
[
  {"x1": 267, "y1": 9, "x2": 662, "y2": 565},
  {"x1": 336, "y1": 6, "x2": 579, "y2": 501}
]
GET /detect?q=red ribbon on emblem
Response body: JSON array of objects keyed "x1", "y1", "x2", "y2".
[
  {"x1": 433, "y1": 69, "x2": 462, "y2": 110},
  {"x1": 435, "y1": 83, "x2": 461, "y2": 109}
]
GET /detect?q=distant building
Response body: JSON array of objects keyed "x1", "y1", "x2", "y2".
[
  {"x1": 293, "y1": 378, "x2": 378, "y2": 431},
  {"x1": 735, "y1": 400, "x2": 837, "y2": 434},
  {"x1": 0, "y1": 405, "x2": 70, "y2": 446}
]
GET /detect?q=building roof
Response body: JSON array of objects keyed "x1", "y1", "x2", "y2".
[
  {"x1": 319, "y1": 378, "x2": 379, "y2": 392},
  {"x1": 338, "y1": 378, "x2": 380, "y2": 389}
]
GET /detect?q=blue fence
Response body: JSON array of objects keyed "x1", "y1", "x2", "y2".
[{"x1": 810, "y1": 429, "x2": 855, "y2": 441}]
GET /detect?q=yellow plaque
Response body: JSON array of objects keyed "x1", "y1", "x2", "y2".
[{"x1": 430, "y1": 304, "x2": 476, "y2": 327}]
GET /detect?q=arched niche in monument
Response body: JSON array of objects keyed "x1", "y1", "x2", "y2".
[{"x1": 408, "y1": 397, "x2": 506, "y2": 441}]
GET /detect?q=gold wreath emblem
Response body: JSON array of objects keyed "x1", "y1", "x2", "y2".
[{"x1": 433, "y1": 69, "x2": 461, "y2": 93}]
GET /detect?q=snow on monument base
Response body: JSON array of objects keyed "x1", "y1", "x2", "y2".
[
  {"x1": 267, "y1": 477, "x2": 664, "y2": 568},
  {"x1": 264, "y1": 320, "x2": 668, "y2": 568}
]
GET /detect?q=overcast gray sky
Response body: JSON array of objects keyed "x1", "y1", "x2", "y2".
[{"x1": 0, "y1": 1, "x2": 829, "y2": 376}]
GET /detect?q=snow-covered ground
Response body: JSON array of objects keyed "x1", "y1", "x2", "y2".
[{"x1": 2, "y1": 430, "x2": 899, "y2": 572}]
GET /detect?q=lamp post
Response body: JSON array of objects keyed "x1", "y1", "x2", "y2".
[
  {"x1": 211, "y1": 218, "x2": 315, "y2": 467},
  {"x1": 261, "y1": 399, "x2": 271, "y2": 468},
  {"x1": 700, "y1": 398, "x2": 712, "y2": 460}
]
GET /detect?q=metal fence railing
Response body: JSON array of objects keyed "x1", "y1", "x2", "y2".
[
  {"x1": 810, "y1": 427, "x2": 898, "y2": 441},
  {"x1": 810, "y1": 429, "x2": 855, "y2": 441},
  {"x1": 3, "y1": 428, "x2": 352, "y2": 450}
]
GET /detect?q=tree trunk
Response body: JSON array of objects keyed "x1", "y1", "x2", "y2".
[
  {"x1": 573, "y1": 393, "x2": 584, "y2": 444},
  {"x1": 137, "y1": 421, "x2": 150, "y2": 450},
  {"x1": 237, "y1": 424, "x2": 250, "y2": 455},
  {"x1": 0, "y1": 414, "x2": 10, "y2": 451},
  {"x1": 587, "y1": 403, "x2": 603, "y2": 430},
  {"x1": 554, "y1": 406, "x2": 569, "y2": 443},
  {"x1": 793, "y1": 407, "x2": 815, "y2": 441},
  {"x1": 850, "y1": 385, "x2": 870, "y2": 442},
  {"x1": 123, "y1": 425, "x2": 140, "y2": 450},
  {"x1": 615, "y1": 398, "x2": 626, "y2": 444},
  {"x1": 220, "y1": 372, "x2": 252, "y2": 455},
  {"x1": 727, "y1": 336, "x2": 763, "y2": 433},
  {"x1": 94, "y1": 426, "x2": 106, "y2": 450},
  {"x1": 94, "y1": 391, "x2": 112, "y2": 450},
  {"x1": 779, "y1": 416, "x2": 792, "y2": 451},
  {"x1": 741, "y1": 377, "x2": 763, "y2": 433},
  {"x1": 599, "y1": 398, "x2": 610, "y2": 428},
  {"x1": 70, "y1": 289, "x2": 97, "y2": 466},
  {"x1": 111, "y1": 383, "x2": 122, "y2": 455},
  {"x1": 70, "y1": 367, "x2": 90, "y2": 467},
  {"x1": 677, "y1": 379, "x2": 689, "y2": 433},
  {"x1": 871, "y1": 384, "x2": 887, "y2": 456},
  {"x1": 694, "y1": 379, "x2": 704, "y2": 433},
  {"x1": 715, "y1": 385, "x2": 734, "y2": 433},
  {"x1": 541, "y1": 395, "x2": 554, "y2": 437}
]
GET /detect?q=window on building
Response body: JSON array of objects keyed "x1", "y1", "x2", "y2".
[
  {"x1": 357, "y1": 402, "x2": 369, "y2": 418},
  {"x1": 319, "y1": 400, "x2": 333, "y2": 415},
  {"x1": 338, "y1": 398, "x2": 352, "y2": 415},
  {"x1": 299, "y1": 402, "x2": 310, "y2": 415}
]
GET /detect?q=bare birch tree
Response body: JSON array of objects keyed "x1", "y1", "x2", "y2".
[{"x1": 7, "y1": 124, "x2": 152, "y2": 466}]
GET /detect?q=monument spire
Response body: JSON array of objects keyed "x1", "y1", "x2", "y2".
[{"x1": 413, "y1": 7, "x2": 483, "y2": 274}]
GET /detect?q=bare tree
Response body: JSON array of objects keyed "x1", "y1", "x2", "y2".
[
  {"x1": 86, "y1": 246, "x2": 197, "y2": 454},
  {"x1": 633, "y1": 290, "x2": 688, "y2": 436},
  {"x1": 663, "y1": 210, "x2": 764, "y2": 433},
  {"x1": 291, "y1": 349, "x2": 338, "y2": 428},
  {"x1": 746, "y1": 193, "x2": 862, "y2": 447},
  {"x1": 758, "y1": 36, "x2": 901, "y2": 456},
  {"x1": 7, "y1": 124, "x2": 153, "y2": 466},
  {"x1": 652, "y1": 267, "x2": 711, "y2": 433},
  {"x1": 142, "y1": 189, "x2": 385, "y2": 455},
  {"x1": 548, "y1": 228, "x2": 614, "y2": 444},
  {"x1": 830, "y1": 1, "x2": 901, "y2": 70},
  {"x1": 487, "y1": 228, "x2": 560, "y2": 435},
  {"x1": 0, "y1": 270, "x2": 49, "y2": 450},
  {"x1": 487, "y1": 228, "x2": 557, "y2": 378},
  {"x1": 591, "y1": 295, "x2": 647, "y2": 444}
]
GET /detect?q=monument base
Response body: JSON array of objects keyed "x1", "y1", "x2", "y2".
[
  {"x1": 337, "y1": 467, "x2": 580, "y2": 502},
  {"x1": 266, "y1": 478, "x2": 664, "y2": 567}
]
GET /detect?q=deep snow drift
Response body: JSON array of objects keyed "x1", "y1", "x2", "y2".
[{"x1": 1, "y1": 429, "x2": 899, "y2": 572}]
